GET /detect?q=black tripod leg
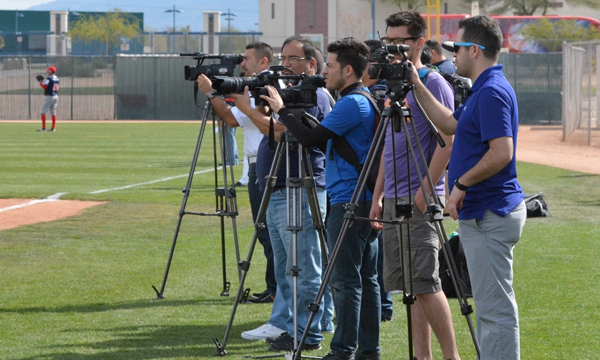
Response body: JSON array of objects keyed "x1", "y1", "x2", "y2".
[
  {"x1": 292, "y1": 114, "x2": 393, "y2": 360},
  {"x1": 152, "y1": 102, "x2": 212, "y2": 300},
  {"x1": 220, "y1": 122, "x2": 243, "y2": 282},
  {"x1": 401, "y1": 108, "x2": 480, "y2": 358},
  {"x1": 214, "y1": 140, "x2": 286, "y2": 357},
  {"x1": 435, "y1": 223, "x2": 481, "y2": 359}
]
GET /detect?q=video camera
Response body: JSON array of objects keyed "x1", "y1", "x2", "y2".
[
  {"x1": 211, "y1": 66, "x2": 325, "y2": 108},
  {"x1": 368, "y1": 44, "x2": 413, "y2": 101},
  {"x1": 181, "y1": 52, "x2": 243, "y2": 81}
]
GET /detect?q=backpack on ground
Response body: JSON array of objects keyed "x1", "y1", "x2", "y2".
[
  {"x1": 524, "y1": 192, "x2": 551, "y2": 218},
  {"x1": 438, "y1": 232, "x2": 472, "y2": 298}
]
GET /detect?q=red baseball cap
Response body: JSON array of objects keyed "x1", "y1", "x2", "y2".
[{"x1": 46, "y1": 66, "x2": 57, "y2": 73}]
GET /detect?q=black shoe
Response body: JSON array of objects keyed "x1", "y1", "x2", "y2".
[
  {"x1": 322, "y1": 352, "x2": 355, "y2": 360},
  {"x1": 381, "y1": 315, "x2": 392, "y2": 322},
  {"x1": 266, "y1": 331, "x2": 286, "y2": 345},
  {"x1": 252, "y1": 290, "x2": 269, "y2": 297},
  {"x1": 248, "y1": 291, "x2": 275, "y2": 303},
  {"x1": 355, "y1": 351, "x2": 380, "y2": 360},
  {"x1": 268, "y1": 332, "x2": 321, "y2": 352}
]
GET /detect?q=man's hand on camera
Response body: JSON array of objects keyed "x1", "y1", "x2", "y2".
[
  {"x1": 196, "y1": 74, "x2": 214, "y2": 95},
  {"x1": 403, "y1": 60, "x2": 419, "y2": 87},
  {"x1": 259, "y1": 85, "x2": 285, "y2": 114},
  {"x1": 230, "y1": 86, "x2": 252, "y2": 112}
]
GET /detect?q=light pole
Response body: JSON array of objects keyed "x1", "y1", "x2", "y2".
[
  {"x1": 15, "y1": 10, "x2": 24, "y2": 54},
  {"x1": 165, "y1": 5, "x2": 182, "y2": 53},
  {"x1": 371, "y1": 0, "x2": 376, "y2": 39},
  {"x1": 221, "y1": 8, "x2": 236, "y2": 54}
]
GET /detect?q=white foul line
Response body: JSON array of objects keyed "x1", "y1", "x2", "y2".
[
  {"x1": 0, "y1": 168, "x2": 218, "y2": 213},
  {"x1": 88, "y1": 167, "x2": 219, "y2": 194},
  {"x1": 0, "y1": 192, "x2": 67, "y2": 213}
]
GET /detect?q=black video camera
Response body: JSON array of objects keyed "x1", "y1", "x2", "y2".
[
  {"x1": 368, "y1": 44, "x2": 413, "y2": 102},
  {"x1": 211, "y1": 66, "x2": 325, "y2": 108},
  {"x1": 368, "y1": 44, "x2": 412, "y2": 81},
  {"x1": 181, "y1": 52, "x2": 243, "y2": 81}
]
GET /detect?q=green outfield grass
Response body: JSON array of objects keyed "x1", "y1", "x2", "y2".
[{"x1": 0, "y1": 122, "x2": 599, "y2": 359}]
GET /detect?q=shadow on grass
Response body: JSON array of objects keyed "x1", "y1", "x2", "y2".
[
  {"x1": 18, "y1": 321, "x2": 279, "y2": 359},
  {"x1": 0, "y1": 297, "x2": 234, "y2": 314},
  {"x1": 15, "y1": 322, "x2": 273, "y2": 360},
  {"x1": 558, "y1": 174, "x2": 600, "y2": 178}
]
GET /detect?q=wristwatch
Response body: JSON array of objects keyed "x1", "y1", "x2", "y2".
[
  {"x1": 207, "y1": 91, "x2": 217, "y2": 100},
  {"x1": 454, "y1": 178, "x2": 468, "y2": 191}
]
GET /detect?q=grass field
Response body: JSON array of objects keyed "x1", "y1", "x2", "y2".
[{"x1": 1, "y1": 122, "x2": 599, "y2": 359}]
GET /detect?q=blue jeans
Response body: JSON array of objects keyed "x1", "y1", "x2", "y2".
[
  {"x1": 459, "y1": 201, "x2": 526, "y2": 360},
  {"x1": 327, "y1": 203, "x2": 380, "y2": 357},
  {"x1": 377, "y1": 232, "x2": 393, "y2": 319},
  {"x1": 223, "y1": 125, "x2": 238, "y2": 166},
  {"x1": 266, "y1": 187, "x2": 327, "y2": 345},
  {"x1": 248, "y1": 162, "x2": 276, "y2": 293}
]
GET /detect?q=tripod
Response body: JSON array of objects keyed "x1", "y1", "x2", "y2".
[
  {"x1": 152, "y1": 100, "x2": 242, "y2": 299},
  {"x1": 292, "y1": 87, "x2": 480, "y2": 360},
  {"x1": 214, "y1": 130, "x2": 329, "y2": 358}
]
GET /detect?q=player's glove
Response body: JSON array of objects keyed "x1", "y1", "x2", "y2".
[{"x1": 36, "y1": 75, "x2": 44, "y2": 82}]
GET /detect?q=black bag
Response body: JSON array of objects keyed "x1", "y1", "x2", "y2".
[
  {"x1": 441, "y1": 73, "x2": 472, "y2": 110},
  {"x1": 524, "y1": 192, "x2": 551, "y2": 218},
  {"x1": 438, "y1": 233, "x2": 472, "y2": 298}
]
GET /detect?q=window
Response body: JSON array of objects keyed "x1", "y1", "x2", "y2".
[{"x1": 308, "y1": 0, "x2": 315, "y2": 28}]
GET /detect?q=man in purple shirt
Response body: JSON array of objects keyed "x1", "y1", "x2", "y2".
[{"x1": 369, "y1": 11, "x2": 461, "y2": 360}]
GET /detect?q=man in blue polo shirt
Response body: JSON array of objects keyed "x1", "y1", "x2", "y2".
[
  {"x1": 410, "y1": 15, "x2": 526, "y2": 360},
  {"x1": 261, "y1": 37, "x2": 380, "y2": 360}
]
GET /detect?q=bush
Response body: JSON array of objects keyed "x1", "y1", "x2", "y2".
[
  {"x1": 91, "y1": 57, "x2": 108, "y2": 70},
  {"x1": 54, "y1": 57, "x2": 97, "y2": 77},
  {"x1": 2, "y1": 57, "x2": 28, "y2": 70}
]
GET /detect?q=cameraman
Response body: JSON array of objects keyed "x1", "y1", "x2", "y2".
[
  {"x1": 196, "y1": 42, "x2": 278, "y2": 305},
  {"x1": 232, "y1": 35, "x2": 333, "y2": 351},
  {"x1": 368, "y1": 11, "x2": 460, "y2": 360},
  {"x1": 261, "y1": 37, "x2": 380, "y2": 360}
]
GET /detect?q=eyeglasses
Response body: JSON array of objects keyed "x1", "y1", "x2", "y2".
[
  {"x1": 453, "y1": 42, "x2": 486, "y2": 53},
  {"x1": 381, "y1": 36, "x2": 420, "y2": 45},
  {"x1": 278, "y1": 56, "x2": 307, "y2": 64}
]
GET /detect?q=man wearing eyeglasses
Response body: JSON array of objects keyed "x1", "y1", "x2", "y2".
[
  {"x1": 197, "y1": 42, "x2": 278, "y2": 306},
  {"x1": 410, "y1": 15, "x2": 526, "y2": 360},
  {"x1": 369, "y1": 10, "x2": 461, "y2": 360},
  {"x1": 232, "y1": 35, "x2": 333, "y2": 352}
]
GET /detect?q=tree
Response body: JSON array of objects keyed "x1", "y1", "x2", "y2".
[
  {"x1": 69, "y1": 8, "x2": 142, "y2": 55},
  {"x1": 370, "y1": 0, "x2": 425, "y2": 12},
  {"x1": 521, "y1": 18, "x2": 600, "y2": 51},
  {"x1": 474, "y1": 0, "x2": 600, "y2": 16}
]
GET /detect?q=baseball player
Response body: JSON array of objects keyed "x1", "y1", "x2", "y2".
[{"x1": 37, "y1": 66, "x2": 60, "y2": 132}]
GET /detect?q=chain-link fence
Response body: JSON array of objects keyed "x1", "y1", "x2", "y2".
[
  {"x1": 0, "y1": 52, "x2": 568, "y2": 122},
  {"x1": 562, "y1": 41, "x2": 599, "y2": 145},
  {"x1": 0, "y1": 55, "x2": 115, "y2": 120},
  {"x1": 499, "y1": 52, "x2": 563, "y2": 124}
]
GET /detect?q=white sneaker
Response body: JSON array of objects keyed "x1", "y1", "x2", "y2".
[{"x1": 241, "y1": 323, "x2": 285, "y2": 341}]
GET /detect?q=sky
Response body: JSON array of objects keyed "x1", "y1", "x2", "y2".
[
  {"x1": 0, "y1": 0, "x2": 51, "y2": 9},
  {"x1": 0, "y1": 0, "x2": 259, "y2": 33}
]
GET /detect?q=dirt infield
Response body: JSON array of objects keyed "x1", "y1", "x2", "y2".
[
  {"x1": 517, "y1": 125, "x2": 600, "y2": 174},
  {"x1": 0, "y1": 199, "x2": 106, "y2": 231},
  {"x1": 1, "y1": 124, "x2": 599, "y2": 232}
]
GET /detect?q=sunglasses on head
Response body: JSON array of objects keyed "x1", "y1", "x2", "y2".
[{"x1": 453, "y1": 42, "x2": 486, "y2": 52}]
